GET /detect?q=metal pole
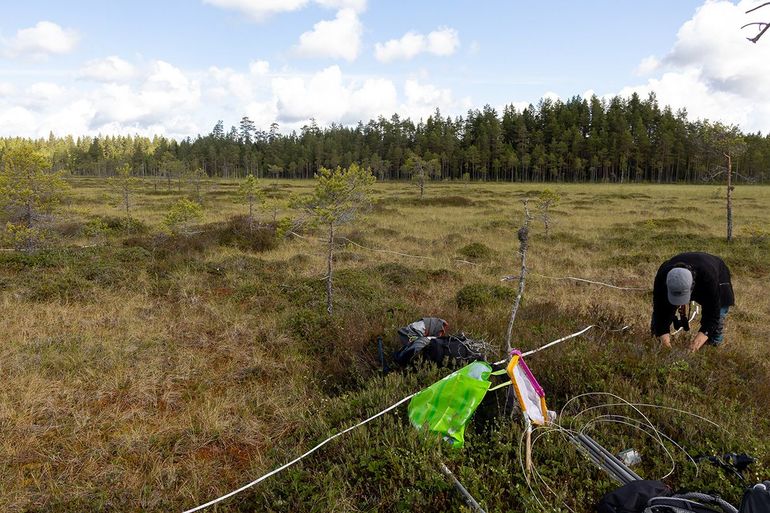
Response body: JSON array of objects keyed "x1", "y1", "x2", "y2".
[
  {"x1": 569, "y1": 434, "x2": 628, "y2": 485},
  {"x1": 575, "y1": 433, "x2": 641, "y2": 483},
  {"x1": 439, "y1": 463, "x2": 487, "y2": 513}
]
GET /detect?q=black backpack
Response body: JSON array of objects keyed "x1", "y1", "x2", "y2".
[
  {"x1": 597, "y1": 480, "x2": 672, "y2": 513},
  {"x1": 740, "y1": 485, "x2": 770, "y2": 513},
  {"x1": 397, "y1": 317, "x2": 448, "y2": 345},
  {"x1": 393, "y1": 333, "x2": 484, "y2": 367}
]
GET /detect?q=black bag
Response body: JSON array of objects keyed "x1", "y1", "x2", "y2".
[
  {"x1": 397, "y1": 317, "x2": 448, "y2": 345},
  {"x1": 740, "y1": 485, "x2": 770, "y2": 513},
  {"x1": 646, "y1": 492, "x2": 738, "y2": 513},
  {"x1": 597, "y1": 480, "x2": 672, "y2": 513},
  {"x1": 393, "y1": 333, "x2": 484, "y2": 367}
]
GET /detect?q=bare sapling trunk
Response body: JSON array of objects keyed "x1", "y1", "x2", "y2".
[
  {"x1": 725, "y1": 153, "x2": 733, "y2": 242},
  {"x1": 419, "y1": 174, "x2": 424, "y2": 199},
  {"x1": 505, "y1": 200, "x2": 532, "y2": 353},
  {"x1": 326, "y1": 222, "x2": 334, "y2": 315},
  {"x1": 124, "y1": 187, "x2": 130, "y2": 218},
  {"x1": 248, "y1": 196, "x2": 254, "y2": 232}
]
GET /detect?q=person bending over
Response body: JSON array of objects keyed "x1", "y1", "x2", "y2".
[{"x1": 651, "y1": 252, "x2": 734, "y2": 352}]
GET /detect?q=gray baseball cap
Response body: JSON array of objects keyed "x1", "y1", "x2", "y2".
[{"x1": 666, "y1": 268, "x2": 693, "y2": 305}]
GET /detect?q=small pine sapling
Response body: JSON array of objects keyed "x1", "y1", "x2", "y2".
[
  {"x1": 164, "y1": 198, "x2": 204, "y2": 236},
  {"x1": 297, "y1": 164, "x2": 375, "y2": 315},
  {"x1": 183, "y1": 167, "x2": 210, "y2": 204},
  {"x1": 108, "y1": 163, "x2": 140, "y2": 222},
  {"x1": 238, "y1": 174, "x2": 265, "y2": 231},
  {"x1": 535, "y1": 189, "x2": 560, "y2": 237},
  {"x1": 0, "y1": 143, "x2": 69, "y2": 251}
]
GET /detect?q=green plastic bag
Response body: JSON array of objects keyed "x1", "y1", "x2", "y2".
[{"x1": 407, "y1": 361, "x2": 492, "y2": 448}]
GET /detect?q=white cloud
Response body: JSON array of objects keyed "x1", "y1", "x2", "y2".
[
  {"x1": 0, "y1": 82, "x2": 15, "y2": 96},
  {"x1": 244, "y1": 100, "x2": 279, "y2": 129},
  {"x1": 0, "y1": 58, "x2": 465, "y2": 138},
  {"x1": 541, "y1": 91, "x2": 560, "y2": 103},
  {"x1": 620, "y1": 0, "x2": 770, "y2": 132},
  {"x1": 375, "y1": 27, "x2": 460, "y2": 62},
  {"x1": 79, "y1": 56, "x2": 136, "y2": 82},
  {"x1": 315, "y1": 0, "x2": 366, "y2": 12},
  {"x1": 0, "y1": 107, "x2": 36, "y2": 135},
  {"x1": 400, "y1": 79, "x2": 455, "y2": 120},
  {"x1": 202, "y1": 0, "x2": 365, "y2": 21},
  {"x1": 273, "y1": 65, "x2": 353, "y2": 122},
  {"x1": 634, "y1": 55, "x2": 660, "y2": 76},
  {"x1": 27, "y1": 82, "x2": 64, "y2": 102},
  {"x1": 426, "y1": 27, "x2": 460, "y2": 56},
  {"x1": 41, "y1": 100, "x2": 95, "y2": 136},
  {"x1": 249, "y1": 59, "x2": 270, "y2": 75},
  {"x1": 202, "y1": 0, "x2": 309, "y2": 21},
  {"x1": 2, "y1": 21, "x2": 79, "y2": 59},
  {"x1": 404, "y1": 79, "x2": 452, "y2": 106},
  {"x1": 375, "y1": 32, "x2": 424, "y2": 62},
  {"x1": 295, "y1": 9, "x2": 362, "y2": 61},
  {"x1": 208, "y1": 65, "x2": 256, "y2": 101},
  {"x1": 348, "y1": 78, "x2": 398, "y2": 122}
]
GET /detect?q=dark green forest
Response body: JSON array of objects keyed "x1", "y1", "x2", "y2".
[{"x1": 2, "y1": 92, "x2": 768, "y2": 183}]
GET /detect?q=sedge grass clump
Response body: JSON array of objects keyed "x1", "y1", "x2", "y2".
[
  {"x1": 97, "y1": 214, "x2": 149, "y2": 234},
  {"x1": 457, "y1": 242, "x2": 494, "y2": 262},
  {"x1": 214, "y1": 215, "x2": 278, "y2": 252},
  {"x1": 455, "y1": 283, "x2": 515, "y2": 310}
]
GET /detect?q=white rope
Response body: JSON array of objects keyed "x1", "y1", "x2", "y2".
[
  {"x1": 493, "y1": 325, "x2": 595, "y2": 365},
  {"x1": 501, "y1": 273, "x2": 649, "y2": 291},
  {"x1": 182, "y1": 393, "x2": 415, "y2": 513},
  {"x1": 530, "y1": 273, "x2": 649, "y2": 291}
]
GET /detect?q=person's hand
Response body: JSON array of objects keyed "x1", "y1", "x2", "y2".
[
  {"x1": 689, "y1": 332, "x2": 709, "y2": 352},
  {"x1": 660, "y1": 334, "x2": 671, "y2": 348}
]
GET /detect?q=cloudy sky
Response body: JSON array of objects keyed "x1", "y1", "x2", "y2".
[{"x1": 0, "y1": 0, "x2": 768, "y2": 138}]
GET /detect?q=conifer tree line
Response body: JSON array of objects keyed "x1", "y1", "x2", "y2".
[{"x1": 1, "y1": 92, "x2": 768, "y2": 183}]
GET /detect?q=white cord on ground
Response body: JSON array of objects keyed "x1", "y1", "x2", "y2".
[
  {"x1": 494, "y1": 325, "x2": 595, "y2": 366},
  {"x1": 537, "y1": 274, "x2": 649, "y2": 291},
  {"x1": 503, "y1": 273, "x2": 649, "y2": 291},
  {"x1": 182, "y1": 393, "x2": 415, "y2": 513}
]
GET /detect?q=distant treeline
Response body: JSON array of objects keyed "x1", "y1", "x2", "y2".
[{"x1": 1, "y1": 92, "x2": 768, "y2": 183}]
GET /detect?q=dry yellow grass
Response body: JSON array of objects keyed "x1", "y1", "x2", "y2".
[{"x1": 1, "y1": 178, "x2": 768, "y2": 512}]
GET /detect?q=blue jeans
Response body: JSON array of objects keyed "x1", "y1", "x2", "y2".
[{"x1": 707, "y1": 306, "x2": 730, "y2": 346}]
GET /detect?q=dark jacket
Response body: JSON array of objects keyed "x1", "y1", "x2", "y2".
[{"x1": 651, "y1": 252, "x2": 735, "y2": 337}]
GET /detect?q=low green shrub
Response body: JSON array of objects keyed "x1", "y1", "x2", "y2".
[
  {"x1": 455, "y1": 283, "x2": 515, "y2": 310},
  {"x1": 457, "y1": 242, "x2": 494, "y2": 262}
]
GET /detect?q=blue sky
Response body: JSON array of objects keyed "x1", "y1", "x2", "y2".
[{"x1": 0, "y1": 1, "x2": 768, "y2": 137}]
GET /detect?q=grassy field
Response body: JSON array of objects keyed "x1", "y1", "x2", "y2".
[{"x1": 1, "y1": 178, "x2": 769, "y2": 512}]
